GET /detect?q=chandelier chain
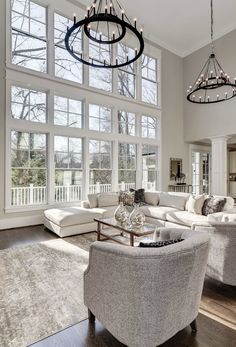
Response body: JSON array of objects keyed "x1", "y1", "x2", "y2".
[{"x1": 211, "y1": 0, "x2": 215, "y2": 53}]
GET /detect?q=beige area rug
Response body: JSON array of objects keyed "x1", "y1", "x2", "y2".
[{"x1": 0, "y1": 237, "x2": 92, "y2": 347}]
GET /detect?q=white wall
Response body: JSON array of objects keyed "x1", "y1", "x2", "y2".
[
  {"x1": 184, "y1": 29, "x2": 236, "y2": 142},
  {"x1": 0, "y1": 0, "x2": 188, "y2": 229}
]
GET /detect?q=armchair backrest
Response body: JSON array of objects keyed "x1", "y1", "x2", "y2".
[{"x1": 84, "y1": 230, "x2": 209, "y2": 347}]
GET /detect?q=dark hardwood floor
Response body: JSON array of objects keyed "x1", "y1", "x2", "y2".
[{"x1": 1, "y1": 225, "x2": 236, "y2": 347}]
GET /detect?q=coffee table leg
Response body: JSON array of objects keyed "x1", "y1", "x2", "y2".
[
  {"x1": 97, "y1": 222, "x2": 101, "y2": 241},
  {"x1": 130, "y1": 234, "x2": 134, "y2": 247}
]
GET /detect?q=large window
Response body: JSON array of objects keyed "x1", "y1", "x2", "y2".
[
  {"x1": 89, "y1": 32, "x2": 112, "y2": 92},
  {"x1": 118, "y1": 110, "x2": 136, "y2": 136},
  {"x1": 118, "y1": 44, "x2": 136, "y2": 99},
  {"x1": 141, "y1": 55, "x2": 158, "y2": 105},
  {"x1": 54, "y1": 13, "x2": 82, "y2": 84},
  {"x1": 141, "y1": 115, "x2": 158, "y2": 139},
  {"x1": 89, "y1": 104, "x2": 112, "y2": 132},
  {"x1": 11, "y1": 131, "x2": 47, "y2": 206},
  {"x1": 11, "y1": 86, "x2": 46, "y2": 123},
  {"x1": 118, "y1": 143, "x2": 136, "y2": 190},
  {"x1": 7, "y1": 4, "x2": 161, "y2": 210},
  {"x1": 54, "y1": 136, "x2": 83, "y2": 202},
  {"x1": 142, "y1": 145, "x2": 158, "y2": 191},
  {"x1": 89, "y1": 140, "x2": 112, "y2": 194},
  {"x1": 11, "y1": 0, "x2": 47, "y2": 72},
  {"x1": 54, "y1": 96, "x2": 82, "y2": 128}
]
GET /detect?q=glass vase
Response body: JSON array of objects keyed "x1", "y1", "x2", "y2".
[
  {"x1": 129, "y1": 203, "x2": 145, "y2": 227},
  {"x1": 114, "y1": 202, "x2": 129, "y2": 225}
]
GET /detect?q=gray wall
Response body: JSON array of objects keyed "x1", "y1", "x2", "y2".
[
  {"x1": 184, "y1": 29, "x2": 236, "y2": 142},
  {"x1": 161, "y1": 49, "x2": 188, "y2": 189}
]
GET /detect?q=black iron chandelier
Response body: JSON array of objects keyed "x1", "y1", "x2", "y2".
[
  {"x1": 65, "y1": 0, "x2": 144, "y2": 69},
  {"x1": 187, "y1": 0, "x2": 236, "y2": 104}
]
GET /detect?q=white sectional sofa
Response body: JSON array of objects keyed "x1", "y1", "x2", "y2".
[{"x1": 44, "y1": 191, "x2": 234, "y2": 236}]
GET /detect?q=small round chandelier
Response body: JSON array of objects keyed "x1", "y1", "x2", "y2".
[
  {"x1": 65, "y1": 0, "x2": 144, "y2": 69},
  {"x1": 187, "y1": 0, "x2": 236, "y2": 104}
]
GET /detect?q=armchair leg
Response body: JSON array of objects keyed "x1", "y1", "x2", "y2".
[
  {"x1": 190, "y1": 319, "x2": 197, "y2": 333},
  {"x1": 88, "y1": 309, "x2": 95, "y2": 323}
]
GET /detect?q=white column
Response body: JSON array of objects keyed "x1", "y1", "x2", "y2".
[{"x1": 211, "y1": 136, "x2": 228, "y2": 196}]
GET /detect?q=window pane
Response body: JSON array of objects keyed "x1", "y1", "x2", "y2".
[
  {"x1": 141, "y1": 115, "x2": 158, "y2": 139},
  {"x1": 141, "y1": 54, "x2": 158, "y2": 105},
  {"x1": 54, "y1": 96, "x2": 82, "y2": 128},
  {"x1": 11, "y1": 86, "x2": 46, "y2": 123},
  {"x1": 54, "y1": 14, "x2": 82, "y2": 84},
  {"x1": 142, "y1": 144, "x2": 158, "y2": 191},
  {"x1": 117, "y1": 44, "x2": 136, "y2": 99},
  {"x1": 11, "y1": 131, "x2": 47, "y2": 206},
  {"x1": 89, "y1": 140, "x2": 112, "y2": 193},
  {"x1": 54, "y1": 136, "x2": 83, "y2": 202},
  {"x1": 118, "y1": 110, "x2": 136, "y2": 136},
  {"x1": 118, "y1": 143, "x2": 136, "y2": 188},
  {"x1": 89, "y1": 31, "x2": 112, "y2": 91},
  {"x1": 11, "y1": 0, "x2": 47, "y2": 72},
  {"x1": 89, "y1": 104, "x2": 112, "y2": 132},
  {"x1": 142, "y1": 79, "x2": 157, "y2": 105}
]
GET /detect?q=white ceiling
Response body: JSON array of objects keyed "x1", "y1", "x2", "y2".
[{"x1": 68, "y1": 0, "x2": 236, "y2": 57}]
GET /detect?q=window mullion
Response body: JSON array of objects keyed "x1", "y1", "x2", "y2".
[
  {"x1": 136, "y1": 143, "x2": 142, "y2": 189},
  {"x1": 112, "y1": 140, "x2": 118, "y2": 192}
]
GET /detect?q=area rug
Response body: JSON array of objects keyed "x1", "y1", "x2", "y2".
[{"x1": 0, "y1": 238, "x2": 89, "y2": 347}]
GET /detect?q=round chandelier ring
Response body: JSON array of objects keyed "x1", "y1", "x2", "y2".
[
  {"x1": 187, "y1": 83, "x2": 236, "y2": 104},
  {"x1": 83, "y1": 13, "x2": 127, "y2": 44},
  {"x1": 65, "y1": 14, "x2": 144, "y2": 69}
]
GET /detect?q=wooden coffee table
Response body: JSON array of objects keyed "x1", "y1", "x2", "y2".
[{"x1": 94, "y1": 217, "x2": 158, "y2": 247}]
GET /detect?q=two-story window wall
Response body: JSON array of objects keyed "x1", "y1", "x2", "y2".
[{"x1": 6, "y1": 0, "x2": 161, "y2": 210}]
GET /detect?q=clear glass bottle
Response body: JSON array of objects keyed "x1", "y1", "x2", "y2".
[
  {"x1": 114, "y1": 202, "x2": 129, "y2": 225},
  {"x1": 129, "y1": 203, "x2": 145, "y2": 227}
]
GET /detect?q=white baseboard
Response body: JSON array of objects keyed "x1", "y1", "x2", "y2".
[{"x1": 0, "y1": 215, "x2": 44, "y2": 230}]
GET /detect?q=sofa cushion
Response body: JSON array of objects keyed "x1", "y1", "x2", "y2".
[
  {"x1": 97, "y1": 193, "x2": 119, "y2": 207},
  {"x1": 213, "y1": 195, "x2": 234, "y2": 211},
  {"x1": 88, "y1": 194, "x2": 98, "y2": 208},
  {"x1": 187, "y1": 195, "x2": 205, "y2": 214},
  {"x1": 144, "y1": 192, "x2": 160, "y2": 206},
  {"x1": 102, "y1": 205, "x2": 117, "y2": 218},
  {"x1": 44, "y1": 207, "x2": 105, "y2": 227},
  {"x1": 159, "y1": 192, "x2": 187, "y2": 211},
  {"x1": 140, "y1": 205, "x2": 179, "y2": 221},
  {"x1": 166, "y1": 211, "x2": 207, "y2": 227}
]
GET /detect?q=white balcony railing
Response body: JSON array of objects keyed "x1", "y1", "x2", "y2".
[{"x1": 11, "y1": 181, "x2": 157, "y2": 207}]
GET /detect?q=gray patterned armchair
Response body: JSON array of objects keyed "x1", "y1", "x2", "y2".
[{"x1": 84, "y1": 229, "x2": 209, "y2": 347}]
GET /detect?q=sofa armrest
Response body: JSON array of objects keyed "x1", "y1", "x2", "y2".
[{"x1": 81, "y1": 200, "x2": 90, "y2": 209}]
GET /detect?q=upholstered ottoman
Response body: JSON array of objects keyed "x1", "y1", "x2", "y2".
[{"x1": 44, "y1": 207, "x2": 106, "y2": 237}]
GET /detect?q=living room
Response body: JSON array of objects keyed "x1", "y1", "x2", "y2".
[{"x1": 0, "y1": 0, "x2": 235, "y2": 346}]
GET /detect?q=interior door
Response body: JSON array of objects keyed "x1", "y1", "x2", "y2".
[{"x1": 192, "y1": 151, "x2": 211, "y2": 195}]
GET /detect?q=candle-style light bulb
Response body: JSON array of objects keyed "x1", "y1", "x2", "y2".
[
  {"x1": 140, "y1": 28, "x2": 143, "y2": 36},
  {"x1": 199, "y1": 96, "x2": 202, "y2": 102},
  {"x1": 105, "y1": 6, "x2": 108, "y2": 14},
  {"x1": 217, "y1": 94, "x2": 219, "y2": 101},
  {"x1": 99, "y1": 32, "x2": 102, "y2": 40},
  {"x1": 135, "y1": 48, "x2": 138, "y2": 56},
  {"x1": 93, "y1": 3, "x2": 96, "y2": 15},
  {"x1": 134, "y1": 18, "x2": 137, "y2": 28},
  {"x1": 73, "y1": 14, "x2": 76, "y2": 24},
  {"x1": 225, "y1": 92, "x2": 228, "y2": 99},
  {"x1": 234, "y1": 77, "x2": 236, "y2": 85},
  {"x1": 87, "y1": 7, "x2": 90, "y2": 17},
  {"x1": 110, "y1": 3, "x2": 112, "y2": 14},
  {"x1": 210, "y1": 70, "x2": 213, "y2": 78},
  {"x1": 207, "y1": 96, "x2": 210, "y2": 102},
  {"x1": 121, "y1": 9, "x2": 124, "y2": 20},
  {"x1": 112, "y1": 31, "x2": 115, "y2": 40}
]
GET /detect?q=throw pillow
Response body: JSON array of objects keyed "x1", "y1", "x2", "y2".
[
  {"x1": 202, "y1": 197, "x2": 226, "y2": 216},
  {"x1": 130, "y1": 188, "x2": 145, "y2": 204},
  {"x1": 187, "y1": 195, "x2": 205, "y2": 214},
  {"x1": 119, "y1": 191, "x2": 135, "y2": 206},
  {"x1": 139, "y1": 239, "x2": 184, "y2": 248}
]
